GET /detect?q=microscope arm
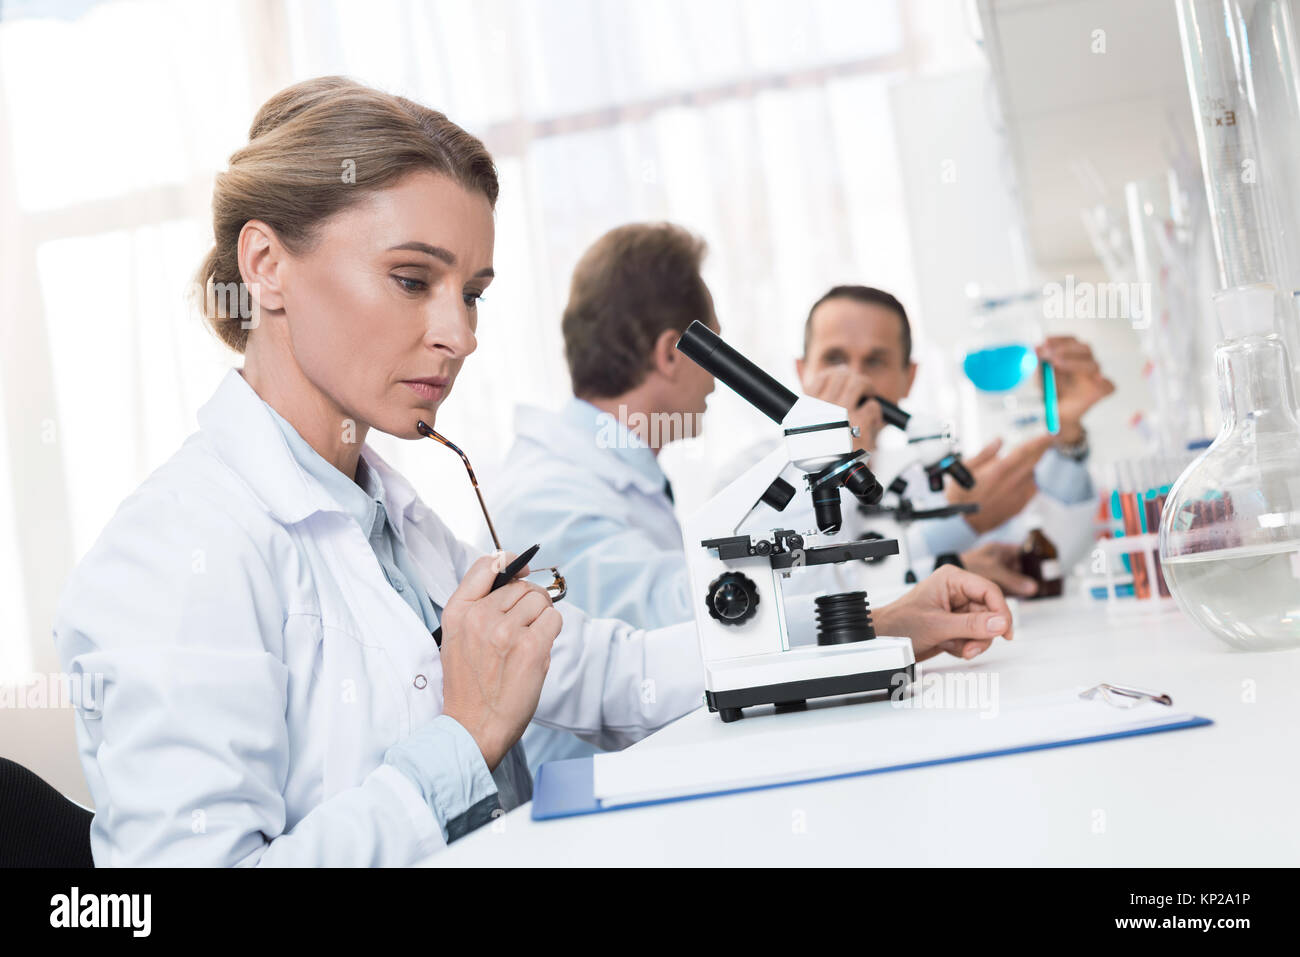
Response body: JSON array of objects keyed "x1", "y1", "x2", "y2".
[{"x1": 691, "y1": 441, "x2": 795, "y2": 539}]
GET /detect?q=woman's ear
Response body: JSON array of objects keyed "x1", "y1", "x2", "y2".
[{"x1": 237, "y1": 219, "x2": 288, "y2": 316}]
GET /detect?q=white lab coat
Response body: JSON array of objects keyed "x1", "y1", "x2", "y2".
[
  {"x1": 487, "y1": 401, "x2": 690, "y2": 633},
  {"x1": 52, "y1": 369, "x2": 702, "y2": 867},
  {"x1": 487, "y1": 400, "x2": 693, "y2": 770}
]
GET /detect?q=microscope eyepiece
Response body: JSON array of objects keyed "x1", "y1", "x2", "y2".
[
  {"x1": 856, "y1": 393, "x2": 911, "y2": 430},
  {"x1": 676, "y1": 321, "x2": 798, "y2": 424}
]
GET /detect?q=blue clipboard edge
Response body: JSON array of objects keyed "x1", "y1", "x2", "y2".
[{"x1": 530, "y1": 715, "x2": 1214, "y2": 821}]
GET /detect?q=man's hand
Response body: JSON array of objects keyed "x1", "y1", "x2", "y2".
[
  {"x1": 946, "y1": 433, "x2": 1054, "y2": 534},
  {"x1": 873, "y1": 565, "x2": 1013, "y2": 662},
  {"x1": 1036, "y1": 336, "x2": 1115, "y2": 445},
  {"x1": 439, "y1": 552, "x2": 563, "y2": 770},
  {"x1": 960, "y1": 541, "x2": 1037, "y2": 598},
  {"x1": 802, "y1": 366, "x2": 887, "y2": 450}
]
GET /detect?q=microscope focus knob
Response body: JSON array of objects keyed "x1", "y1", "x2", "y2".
[{"x1": 706, "y1": 572, "x2": 760, "y2": 626}]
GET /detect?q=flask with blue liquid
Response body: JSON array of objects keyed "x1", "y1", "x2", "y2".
[{"x1": 961, "y1": 291, "x2": 1060, "y2": 436}]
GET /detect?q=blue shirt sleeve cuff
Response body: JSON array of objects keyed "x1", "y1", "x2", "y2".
[
  {"x1": 917, "y1": 513, "x2": 979, "y2": 558},
  {"x1": 1035, "y1": 448, "x2": 1094, "y2": 505},
  {"x1": 384, "y1": 714, "x2": 500, "y2": 843}
]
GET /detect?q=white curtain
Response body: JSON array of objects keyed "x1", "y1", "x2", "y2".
[{"x1": 0, "y1": 0, "x2": 974, "y2": 681}]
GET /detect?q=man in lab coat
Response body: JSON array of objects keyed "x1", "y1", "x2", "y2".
[
  {"x1": 488, "y1": 224, "x2": 712, "y2": 769},
  {"x1": 489, "y1": 227, "x2": 1018, "y2": 771},
  {"x1": 794, "y1": 286, "x2": 1115, "y2": 584}
]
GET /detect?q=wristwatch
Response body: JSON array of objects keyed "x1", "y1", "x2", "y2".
[{"x1": 1055, "y1": 430, "x2": 1090, "y2": 462}]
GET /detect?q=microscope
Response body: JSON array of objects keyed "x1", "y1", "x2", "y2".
[
  {"x1": 676, "y1": 321, "x2": 915, "y2": 723},
  {"x1": 855, "y1": 396, "x2": 979, "y2": 583}
]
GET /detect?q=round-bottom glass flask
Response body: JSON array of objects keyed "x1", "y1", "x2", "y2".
[{"x1": 1159, "y1": 286, "x2": 1300, "y2": 651}]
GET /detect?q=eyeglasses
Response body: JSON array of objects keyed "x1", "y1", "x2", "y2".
[{"x1": 416, "y1": 420, "x2": 566, "y2": 603}]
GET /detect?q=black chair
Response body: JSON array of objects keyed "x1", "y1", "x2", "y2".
[{"x1": 0, "y1": 757, "x2": 94, "y2": 867}]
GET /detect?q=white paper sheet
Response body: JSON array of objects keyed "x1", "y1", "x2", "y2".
[{"x1": 591, "y1": 688, "x2": 1196, "y2": 807}]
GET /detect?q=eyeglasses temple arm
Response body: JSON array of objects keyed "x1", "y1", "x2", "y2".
[{"x1": 417, "y1": 420, "x2": 502, "y2": 552}]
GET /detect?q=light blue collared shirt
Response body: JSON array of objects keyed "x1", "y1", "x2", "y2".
[
  {"x1": 264, "y1": 405, "x2": 504, "y2": 841},
  {"x1": 490, "y1": 399, "x2": 689, "y2": 629}
]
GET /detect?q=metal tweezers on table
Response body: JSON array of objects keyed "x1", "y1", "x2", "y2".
[{"x1": 1079, "y1": 682, "x2": 1174, "y2": 708}]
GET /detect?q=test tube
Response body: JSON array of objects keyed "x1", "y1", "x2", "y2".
[
  {"x1": 1107, "y1": 462, "x2": 1126, "y2": 552},
  {"x1": 1118, "y1": 461, "x2": 1152, "y2": 599},
  {"x1": 1042, "y1": 361, "x2": 1060, "y2": 435},
  {"x1": 1141, "y1": 459, "x2": 1170, "y2": 597}
]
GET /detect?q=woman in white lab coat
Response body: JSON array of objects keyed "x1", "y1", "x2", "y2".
[{"x1": 53, "y1": 77, "x2": 1015, "y2": 866}]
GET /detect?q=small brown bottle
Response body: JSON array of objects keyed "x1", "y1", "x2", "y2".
[{"x1": 1019, "y1": 528, "x2": 1063, "y2": 598}]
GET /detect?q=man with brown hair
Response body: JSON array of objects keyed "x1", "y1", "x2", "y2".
[
  {"x1": 489, "y1": 227, "x2": 1020, "y2": 772},
  {"x1": 487, "y1": 222, "x2": 718, "y2": 769}
]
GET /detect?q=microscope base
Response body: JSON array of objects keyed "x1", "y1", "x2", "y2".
[{"x1": 705, "y1": 662, "x2": 916, "y2": 722}]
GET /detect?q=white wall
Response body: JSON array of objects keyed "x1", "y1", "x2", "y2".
[{"x1": 890, "y1": 66, "x2": 1154, "y2": 465}]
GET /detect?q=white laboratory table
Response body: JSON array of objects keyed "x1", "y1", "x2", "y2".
[{"x1": 426, "y1": 592, "x2": 1300, "y2": 866}]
